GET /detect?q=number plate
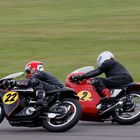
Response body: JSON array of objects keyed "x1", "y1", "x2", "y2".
[
  {"x1": 3, "y1": 91, "x2": 19, "y2": 104},
  {"x1": 77, "y1": 91, "x2": 92, "y2": 101}
]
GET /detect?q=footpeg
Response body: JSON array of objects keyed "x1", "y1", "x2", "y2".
[{"x1": 96, "y1": 103, "x2": 102, "y2": 110}]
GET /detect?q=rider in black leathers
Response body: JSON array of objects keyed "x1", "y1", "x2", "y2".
[
  {"x1": 23, "y1": 61, "x2": 64, "y2": 105},
  {"x1": 1, "y1": 61, "x2": 64, "y2": 106},
  {"x1": 71, "y1": 51, "x2": 133, "y2": 99}
]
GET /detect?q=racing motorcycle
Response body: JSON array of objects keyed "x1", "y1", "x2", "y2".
[
  {"x1": 0, "y1": 72, "x2": 81, "y2": 132},
  {"x1": 65, "y1": 66, "x2": 140, "y2": 125}
]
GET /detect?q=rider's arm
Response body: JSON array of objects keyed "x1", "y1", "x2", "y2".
[
  {"x1": 80, "y1": 59, "x2": 115, "y2": 80},
  {"x1": 72, "y1": 60, "x2": 111, "y2": 82},
  {"x1": 80, "y1": 67, "x2": 103, "y2": 80}
]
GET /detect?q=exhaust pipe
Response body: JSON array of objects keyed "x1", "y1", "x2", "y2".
[{"x1": 99, "y1": 101, "x2": 124, "y2": 116}]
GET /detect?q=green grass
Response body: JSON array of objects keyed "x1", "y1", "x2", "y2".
[{"x1": 0, "y1": 0, "x2": 140, "y2": 83}]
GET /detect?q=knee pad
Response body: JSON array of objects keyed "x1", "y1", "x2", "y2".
[
  {"x1": 91, "y1": 78, "x2": 99, "y2": 87},
  {"x1": 91, "y1": 78, "x2": 106, "y2": 94}
]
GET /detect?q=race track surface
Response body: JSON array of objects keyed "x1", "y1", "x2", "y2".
[{"x1": 0, "y1": 119, "x2": 140, "y2": 140}]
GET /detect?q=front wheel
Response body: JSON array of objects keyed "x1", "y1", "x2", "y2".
[
  {"x1": 43, "y1": 98, "x2": 82, "y2": 132},
  {"x1": 112, "y1": 93, "x2": 140, "y2": 125},
  {"x1": 0, "y1": 102, "x2": 4, "y2": 124}
]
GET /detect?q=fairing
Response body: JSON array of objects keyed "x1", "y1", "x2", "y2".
[
  {"x1": 2, "y1": 91, "x2": 20, "y2": 117},
  {"x1": 65, "y1": 66, "x2": 101, "y2": 120}
]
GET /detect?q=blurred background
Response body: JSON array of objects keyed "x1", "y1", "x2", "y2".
[{"x1": 0, "y1": 0, "x2": 140, "y2": 82}]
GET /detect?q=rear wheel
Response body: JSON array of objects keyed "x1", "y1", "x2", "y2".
[
  {"x1": 112, "y1": 93, "x2": 140, "y2": 125},
  {"x1": 43, "y1": 98, "x2": 82, "y2": 132}
]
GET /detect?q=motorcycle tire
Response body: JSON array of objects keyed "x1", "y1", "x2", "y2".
[
  {"x1": 0, "y1": 102, "x2": 4, "y2": 124},
  {"x1": 43, "y1": 98, "x2": 82, "y2": 132},
  {"x1": 112, "y1": 93, "x2": 140, "y2": 125}
]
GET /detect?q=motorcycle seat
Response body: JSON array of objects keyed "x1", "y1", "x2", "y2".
[
  {"x1": 111, "y1": 82, "x2": 139, "y2": 97},
  {"x1": 115, "y1": 82, "x2": 136, "y2": 89}
]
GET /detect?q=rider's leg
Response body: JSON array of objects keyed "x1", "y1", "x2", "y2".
[
  {"x1": 29, "y1": 78, "x2": 47, "y2": 106},
  {"x1": 91, "y1": 78, "x2": 112, "y2": 98},
  {"x1": 33, "y1": 79, "x2": 62, "y2": 106}
]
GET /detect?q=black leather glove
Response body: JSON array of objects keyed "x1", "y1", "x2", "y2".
[
  {"x1": 70, "y1": 75, "x2": 83, "y2": 83},
  {"x1": 1, "y1": 79, "x2": 16, "y2": 89},
  {"x1": 28, "y1": 78, "x2": 39, "y2": 87},
  {"x1": 2, "y1": 79, "x2": 10, "y2": 88}
]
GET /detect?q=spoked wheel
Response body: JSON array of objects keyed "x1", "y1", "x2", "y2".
[
  {"x1": 43, "y1": 98, "x2": 82, "y2": 132},
  {"x1": 112, "y1": 93, "x2": 140, "y2": 125}
]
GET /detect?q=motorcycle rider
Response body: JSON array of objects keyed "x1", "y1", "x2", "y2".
[
  {"x1": 71, "y1": 51, "x2": 134, "y2": 100},
  {"x1": 22, "y1": 61, "x2": 64, "y2": 106}
]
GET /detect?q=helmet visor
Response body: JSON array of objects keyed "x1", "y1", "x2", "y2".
[{"x1": 25, "y1": 67, "x2": 32, "y2": 78}]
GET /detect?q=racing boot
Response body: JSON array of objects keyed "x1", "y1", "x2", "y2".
[
  {"x1": 96, "y1": 88, "x2": 113, "y2": 111},
  {"x1": 100, "y1": 88, "x2": 113, "y2": 103},
  {"x1": 36, "y1": 90, "x2": 48, "y2": 107}
]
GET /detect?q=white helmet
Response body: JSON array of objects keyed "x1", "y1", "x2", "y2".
[{"x1": 97, "y1": 51, "x2": 115, "y2": 66}]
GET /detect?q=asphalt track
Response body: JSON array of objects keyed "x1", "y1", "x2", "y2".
[{"x1": 0, "y1": 119, "x2": 140, "y2": 140}]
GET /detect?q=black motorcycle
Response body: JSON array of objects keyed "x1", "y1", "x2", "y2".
[{"x1": 0, "y1": 72, "x2": 82, "y2": 132}]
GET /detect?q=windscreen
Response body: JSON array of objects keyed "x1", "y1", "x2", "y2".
[
  {"x1": 71, "y1": 66, "x2": 94, "y2": 74},
  {"x1": 1, "y1": 72, "x2": 24, "y2": 80}
]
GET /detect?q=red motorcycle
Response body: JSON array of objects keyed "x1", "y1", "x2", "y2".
[{"x1": 65, "y1": 66, "x2": 140, "y2": 125}]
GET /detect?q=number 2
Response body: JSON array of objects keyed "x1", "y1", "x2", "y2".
[{"x1": 81, "y1": 92, "x2": 88, "y2": 100}]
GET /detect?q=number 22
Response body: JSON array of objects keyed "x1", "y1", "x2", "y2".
[{"x1": 4, "y1": 93, "x2": 17, "y2": 103}]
